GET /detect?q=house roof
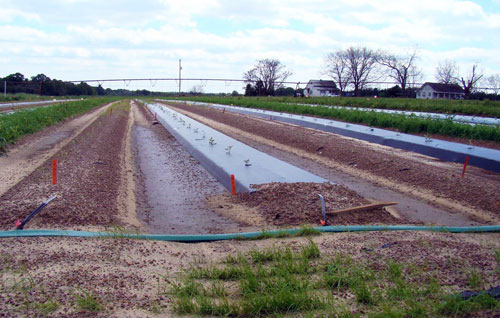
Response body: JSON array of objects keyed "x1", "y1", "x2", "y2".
[
  {"x1": 307, "y1": 80, "x2": 338, "y2": 89},
  {"x1": 420, "y1": 82, "x2": 464, "y2": 94}
]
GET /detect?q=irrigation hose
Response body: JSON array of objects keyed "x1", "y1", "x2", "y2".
[{"x1": 1, "y1": 225, "x2": 499, "y2": 242}]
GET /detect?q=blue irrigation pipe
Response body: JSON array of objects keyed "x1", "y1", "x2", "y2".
[{"x1": 1, "y1": 225, "x2": 499, "y2": 242}]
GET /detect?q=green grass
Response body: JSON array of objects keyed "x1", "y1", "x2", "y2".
[
  {"x1": 166, "y1": 241, "x2": 499, "y2": 317},
  {"x1": 0, "y1": 93, "x2": 56, "y2": 103},
  {"x1": 36, "y1": 299, "x2": 59, "y2": 316},
  {"x1": 171, "y1": 96, "x2": 500, "y2": 143},
  {"x1": 0, "y1": 97, "x2": 118, "y2": 153},
  {"x1": 74, "y1": 289, "x2": 103, "y2": 312},
  {"x1": 236, "y1": 225, "x2": 321, "y2": 241}
]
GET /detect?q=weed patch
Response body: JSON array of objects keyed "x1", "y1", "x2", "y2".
[{"x1": 167, "y1": 241, "x2": 499, "y2": 317}]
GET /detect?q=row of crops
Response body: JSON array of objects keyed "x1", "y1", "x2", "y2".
[
  {"x1": 0, "y1": 97, "x2": 117, "y2": 153},
  {"x1": 222, "y1": 96, "x2": 500, "y2": 117},
  {"x1": 173, "y1": 97, "x2": 500, "y2": 143}
]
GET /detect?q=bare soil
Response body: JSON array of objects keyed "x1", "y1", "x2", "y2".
[
  {"x1": 0, "y1": 103, "x2": 127, "y2": 230},
  {"x1": 229, "y1": 182, "x2": 405, "y2": 226},
  {"x1": 1, "y1": 232, "x2": 499, "y2": 317},
  {"x1": 0, "y1": 99, "x2": 499, "y2": 317},
  {"x1": 165, "y1": 102, "x2": 500, "y2": 224}
]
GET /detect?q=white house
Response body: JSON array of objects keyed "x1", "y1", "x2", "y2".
[
  {"x1": 304, "y1": 80, "x2": 340, "y2": 97},
  {"x1": 417, "y1": 82, "x2": 465, "y2": 100}
]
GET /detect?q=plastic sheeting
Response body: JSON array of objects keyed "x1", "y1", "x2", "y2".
[
  {"x1": 166, "y1": 101, "x2": 500, "y2": 173},
  {"x1": 295, "y1": 103, "x2": 500, "y2": 126},
  {"x1": 145, "y1": 102, "x2": 327, "y2": 193},
  {"x1": 0, "y1": 99, "x2": 78, "y2": 109}
]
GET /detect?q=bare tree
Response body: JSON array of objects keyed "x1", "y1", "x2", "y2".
[
  {"x1": 344, "y1": 47, "x2": 380, "y2": 96},
  {"x1": 458, "y1": 64, "x2": 483, "y2": 99},
  {"x1": 324, "y1": 51, "x2": 351, "y2": 95},
  {"x1": 243, "y1": 59, "x2": 292, "y2": 96},
  {"x1": 435, "y1": 60, "x2": 459, "y2": 84},
  {"x1": 485, "y1": 74, "x2": 500, "y2": 95},
  {"x1": 377, "y1": 48, "x2": 422, "y2": 97}
]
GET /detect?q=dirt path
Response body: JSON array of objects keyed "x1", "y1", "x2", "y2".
[
  {"x1": 164, "y1": 102, "x2": 500, "y2": 225},
  {"x1": 131, "y1": 102, "x2": 248, "y2": 234},
  {"x1": 0, "y1": 102, "x2": 115, "y2": 198}
]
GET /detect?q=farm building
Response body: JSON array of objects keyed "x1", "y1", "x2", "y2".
[
  {"x1": 304, "y1": 80, "x2": 340, "y2": 97},
  {"x1": 416, "y1": 82, "x2": 465, "y2": 100}
]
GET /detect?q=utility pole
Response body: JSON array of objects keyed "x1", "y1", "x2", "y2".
[{"x1": 178, "y1": 59, "x2": 182, "y2": 95}]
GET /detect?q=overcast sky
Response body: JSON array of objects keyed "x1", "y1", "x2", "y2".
[{"x1": 1, "y1": 0, "x2": 499, "y2": 93}]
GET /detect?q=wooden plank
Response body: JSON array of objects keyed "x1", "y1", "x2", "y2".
[{"x1": 326, "y1": 201, "x2": 398, "y2": 215}]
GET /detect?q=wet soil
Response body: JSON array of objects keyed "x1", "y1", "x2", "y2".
[
  {"x1": 132, "y1": 103, "x2": 245, "y2": 234},
  {"x1": 165, "y1": 102, "x2": 500, "y2": 224}
]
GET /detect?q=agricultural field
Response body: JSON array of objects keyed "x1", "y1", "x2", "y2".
[
  {"x1": 179, "y1": 96, "x2": 500, "y2": 117},
  {"x1": 0, "y1": 97, "x2": 117, "y2": 153},
  {"x1": 0, "y1": 98, "x2": 499, "y2": 317},
  {"x1": 0, "y1": 93, "x2": 55, "y2": 103},
  {"x1": 172, "y1": 96, "x2": 500, "y2": 144}
]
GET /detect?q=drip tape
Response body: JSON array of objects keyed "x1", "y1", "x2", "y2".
[{"x1": 1, "y1": 225, "x2": 499, "y2": 243}]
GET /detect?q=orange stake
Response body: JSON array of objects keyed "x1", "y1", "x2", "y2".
[
  {"x1": 154, "y1": 112, "x2": 157, "y2": 120},
  {"x1": 230, "y1": 174, "x2": 236, "y2": 195},
  {"x1": 461, "y1": 156, "x2": 469, "y2": 178},
  {"x1": 109, "y1": 108, "x2": 112, "y2": 116},
  {"x1": 52, "y1": 159, "x2": 57, "y2": 185}
]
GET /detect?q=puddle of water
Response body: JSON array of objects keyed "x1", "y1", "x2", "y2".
[{"x1": 133, "y1": 124, "x2": 242, "y2": 234}]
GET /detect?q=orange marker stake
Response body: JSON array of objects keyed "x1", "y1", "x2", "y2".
[
  {"x1": 154, "y1": 112, "x2": 157, "y2": 120},
  {"x1": 109, "y1": 108, "x2": 112, "y2": 116},
  {"x1": 230, "y1": 174, "x2": 236, "y2": 195},
  {"x1": 52, "y1": 159, "x2": 57, "y2": 185},
  {"x1": 461, "y1": 156, "x2": 470, "y2": 178}
]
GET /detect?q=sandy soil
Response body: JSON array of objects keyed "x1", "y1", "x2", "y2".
[
  {"x1": 165, "y1": 102, "x2": 500, "y2": 224},
  {"x1": 1, "y1": 99, "x2": 499, "y2": 317},
  {"x1": 0, "y1": 102, "x2": 114, "y2": 198},
  {"x1": 1, "y1": 232, "x2": 499, "y2": 317},
  {"x1": 228, "y1": 182, "x2": 405, "y2": 227},
  {"x1": 0, "y1": 102, "x2": 127, "y2": 230}
]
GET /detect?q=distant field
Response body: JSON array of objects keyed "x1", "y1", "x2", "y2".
[
  {"x1": 0, "y1": 97, "x2": 117, "y2": 153},
  {"x1": 0, "y1": 93, "x2": 56, "y2": 103},
  {"x1": 172, "y1": 96, "x2": 500, "y2": 143}
]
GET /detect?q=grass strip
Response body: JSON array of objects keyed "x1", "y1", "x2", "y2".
[
  {"x1": 173, "y1": 96, "x2": 500, "y2": 143},
  {"x1": 0, "y1": 97, "x2": 118, "y2": 153}
]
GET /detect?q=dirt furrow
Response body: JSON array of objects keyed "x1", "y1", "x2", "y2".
[
  {"x1": 164, "y1": 102, "x2": 500, "y2": 224},
  {"x1": 0, "y1": 102, "x2": 130, "y2": 230}
]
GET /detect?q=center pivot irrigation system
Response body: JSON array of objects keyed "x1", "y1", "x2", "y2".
[{"x1": 63, "y1": 77, "x2": 437, "y2": 93}]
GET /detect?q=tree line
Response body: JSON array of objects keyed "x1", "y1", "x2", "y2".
[
  {"x1": 0, "y1": 73, "x2": 166, "y2": 97},
  {"x1": 244, "y1": 48, "x2": 500, "y2": 99}
]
